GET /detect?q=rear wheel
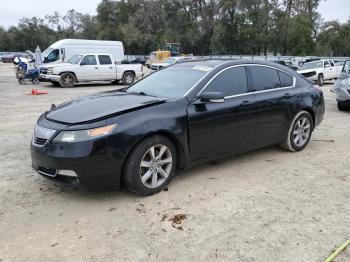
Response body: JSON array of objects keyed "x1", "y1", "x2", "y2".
[
  {"x1": 122, "y1": 72, "x2": 135, "y2": 85},
  {"x1": 281, "y1": 111, "x2": 313, "y2": 152},
  {"x1": 123, "y1": 135, "x2": 177, "y2": 195},
  {"x1": 317, "y1": 74, "x2": 324, "y2": 86},
  {"x1": 59, "y1": 72, "x2": 76, "y2": 88}
]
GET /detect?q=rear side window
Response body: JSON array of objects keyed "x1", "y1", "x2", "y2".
[
  {"x1": 81, "y1": 55, "x2": 97, "y2": 65},
  {"x1": 98, "y1": 55, "x2": 112, "y2": 65},
  {"x1": 329, "y1": 60, "x2": 335, "y2": 67},
  {"x1": 205, "y1": 67, "x2": 248, "y2": 96},
  {"x1": 278, "y1": 71, "x2": 293, "y2": 87},
  {"x1": 249, "y1": 66, "x2": 280, "y2": 91}
]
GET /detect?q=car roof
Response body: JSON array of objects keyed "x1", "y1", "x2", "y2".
[{"x1": 173, "y1": 59, "x2": 291, "y2": 69}]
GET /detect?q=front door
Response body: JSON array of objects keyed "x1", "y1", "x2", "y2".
[{"x1": 187, "y1": 66, "x2": 256, "y2": 161}]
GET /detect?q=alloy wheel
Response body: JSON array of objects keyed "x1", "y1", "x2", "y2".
[
  {"x1": 139, "y1": 144, "x2": 173, "y2": 188},
  {"x1": 292, "y1": 117, "x2": 311, "y2": 147}
]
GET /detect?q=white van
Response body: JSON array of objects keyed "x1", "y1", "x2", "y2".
[{"x1": 41, "y1": 39, "x2": 125, "y2": 64}]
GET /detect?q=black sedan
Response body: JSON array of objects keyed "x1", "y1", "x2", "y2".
[{"x1": 31, "y1": 60, "x2": 325, "y2": 195}]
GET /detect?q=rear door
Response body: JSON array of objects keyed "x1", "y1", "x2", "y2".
[
  {"x1": 78, "y1": 55, "x2": 99, "y2": 81},
  {"x1": 98, "y1": 55, "x2": 116, "y2": 80},
  {"x1": 187, "y1": 66, "x2": 256, "y2": 160},
  {"x1": 248, "y1": 65, "x2": 298, "y2": 147}
]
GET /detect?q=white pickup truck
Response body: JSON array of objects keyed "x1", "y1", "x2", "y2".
[
  {"x1": 40, "y1": 54, "x2": 143, "y2": 87},
  {"x1": 298, "y1": 59, "x2": 342, "y2": 86}
]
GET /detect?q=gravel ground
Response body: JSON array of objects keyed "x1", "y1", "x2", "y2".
[{"x1": 0, "y1": 63, "x2": 349, "y2": 262}]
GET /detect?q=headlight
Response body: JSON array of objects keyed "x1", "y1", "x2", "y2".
[
  {"x1": 52, "y1": 124, "x2": 117, "y2": 143},
  {"x1": 47, "y1": 67, "x2": 54, "y2": 74}
]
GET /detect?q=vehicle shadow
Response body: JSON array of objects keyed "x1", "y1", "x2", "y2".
[{"x1": 35, "y1": 145, "x2": 284, "y2": 201}]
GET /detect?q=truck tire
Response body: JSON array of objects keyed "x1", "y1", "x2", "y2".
[
  {"x1": 317, "y1": 74, "x2": 324, "y2": 86},
  {"x1": 122, "y1": 72, "x2": 135, "y2": 85},
  {"x1": 59, "y1": 72, "x2": 76, "y2": 88}
]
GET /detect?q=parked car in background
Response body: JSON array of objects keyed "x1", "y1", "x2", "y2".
[
  {"x1": 31, "y1": 59, "x2": 324, "y2": 195},
  {"x1": 40, "y1": 54, "x2": 143, "y2": 87},
  {"x1": 331, "y1": 60, "x2": 350, "y2": 111},
  {"x1": 298, "y1": 59, "x2": 342, "y2": 86},
  {"x1": 130, "y1": 57, "x2": 148, "y2": 65},
  {"x1": 269, "y1": 59, "x2": 300, "y2": 71},
  {"x1": 150, "y1": 56, "x2": 194, "y2": 70}
]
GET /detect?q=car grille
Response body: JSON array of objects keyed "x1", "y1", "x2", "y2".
[
  {"x1": 301, "y1": 71, "x2": 316, "y2": 78},
  {"x1": 34, "y1": 137, "x2": 47, "y2": 145},
  {"x1": 38, "y1": 167, "x2": 57, "y2": 177}
]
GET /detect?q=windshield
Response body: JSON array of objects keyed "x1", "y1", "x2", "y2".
[
  {"x1": 68, "y1": 55, "x2": 83, "y2": 64},
  {"x1": 42, "y1": 48, "x2": 53, "y2": 57},
  {"x1": 126, "y1": 66, "x2": 208, "y2": 98},
  {"x1": 302, "y1": 61, "x2": 323, "y2": 69}
]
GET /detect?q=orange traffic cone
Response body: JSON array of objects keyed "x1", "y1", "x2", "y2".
[{"x1": 29, "y1": 88, "x2": 48, "y2": 95}]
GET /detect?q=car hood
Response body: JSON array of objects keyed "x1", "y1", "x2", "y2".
[{"x1": 46, "y1": 91, "x2": 167, "y2": 124}]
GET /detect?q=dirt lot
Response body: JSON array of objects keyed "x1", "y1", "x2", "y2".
[{"x1": 0, "y1": 63, "x2": 349, "y2": 262}]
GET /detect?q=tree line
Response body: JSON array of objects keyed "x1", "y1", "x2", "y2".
[{"x1": 0, "y1": 0, "x2": 349, "y2": 57}]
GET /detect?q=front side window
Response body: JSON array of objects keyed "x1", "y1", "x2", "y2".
[
  {"x1": 329, "y1": 60, "x2": 335, "y2": 67},
  {"x1": 81, "y1": 55, "x2": 97, "y2": 65},
  {"x1": 204, "y1": 67, "x2": 248, "y2": 97},
  {"x1": 98, "y1": 55, "x2": 112, "y2": 65},
  {"x1": 324, "y1": 61, "x2": 330, "y2": 67},
  {"x1": 278, "y1": 71, "x2": 293, "y2": 87},
  {"x1": 249, "y1": 66, "x2": 280, "y2": 91}
]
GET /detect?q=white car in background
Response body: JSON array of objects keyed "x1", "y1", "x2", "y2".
[
  {"x1": 150, "y1": 56, "x2": 195, "y2": 70},
  {"x1": 298, "y1": 59, "x2": 342, "y2": 86},
  {"x1": 40, "y1": 54, "x2": 143, "y2": 87}
]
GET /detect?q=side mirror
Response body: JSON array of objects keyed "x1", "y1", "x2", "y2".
[
  {"x1": 199, "y1": 92, "x2": 225, "y2": 103},
  {"x1": 325, "y1": 64, "x2": 330, "y2": 68}
]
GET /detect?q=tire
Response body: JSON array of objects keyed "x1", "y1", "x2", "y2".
[
  {"x1": 281, "y1": 111, "x2": 314, "y2": 152},
  {"x1": 123, "y1": 135, "x2": 177, "y2": 196},
  {"x1": 32, "y1": 77, "x2": 40, "y2": 85},
  {"x1": 59, "y1": 72, "x2": 76, "y2": 88},
  {"x1": 337, "y1": 101, "x2": 348, "y2": 111},
  {"x1": 317, "y1": 74, "x2": 324, "y2": 86},
  {"x1": 50, "y1": 80, "x2": 60, "y2": 87},
  {"x1": 18, "y1": 78, "x2": 26, "y2": 85},
  {"x1": 122, "y1": 72, "x2": 135, "y2": 85}
]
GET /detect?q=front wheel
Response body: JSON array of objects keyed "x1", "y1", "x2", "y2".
[
  {"x1": 32, "y1": 77, "x2": 40, "y2": 85},
  {"x1": 123, "y1": 135, "x2": 177, "y2": 195},
  {"x1": 122, "y1": 72, "x2": 135, "y2": 85},
  {"x1": 59, "y1": 72, "x2": 76, "y2": 88},
  {"x1": 281, "y1": 111, "x2": 313, "y2": 152}
]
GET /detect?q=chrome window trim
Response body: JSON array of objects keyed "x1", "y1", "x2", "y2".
[
  {"x1": 192, "y1": 64, "x2": 296, "y2": 100},
  {"x1": 183, "y1": 61, "x2": 227, "y2": 97}
]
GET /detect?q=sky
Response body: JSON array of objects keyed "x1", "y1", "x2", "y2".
[{"x1": 0, "y1": 0, "x2": 349, "y2": 29}]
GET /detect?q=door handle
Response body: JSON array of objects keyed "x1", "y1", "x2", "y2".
[
  {"x1": 109, "y1": 67, "x2": 113, "y2": 69},
  {"x1": 95, "y1": 67, "x2": 99, "y2": 69},
  {"x1": 240, "y1": 100, "x2": 250, "y2": 106},
  {"x1": 283, "y1": 93, "x2": 292, "y2": 99}
]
